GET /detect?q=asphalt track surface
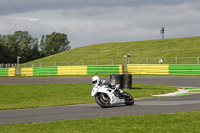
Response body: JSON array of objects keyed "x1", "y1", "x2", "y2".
[
  {"x1": 0, "y1": 76, "x2": 200, "y2": 125},
  {"x1": 1, "y1": 76, "x2": 200, "y2": 87}
]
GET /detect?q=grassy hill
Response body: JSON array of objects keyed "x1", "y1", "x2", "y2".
[{"x1": 25, "y1": 36, "x2": 200, "y2": 67}]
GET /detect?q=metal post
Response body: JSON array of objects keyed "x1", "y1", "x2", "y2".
[
  {"x1": 40, "y1": 62, "x2": 42, "y2": 67},
  {"x1": 175, "y1": 57, "x2": 178, "y2": 64},
  {"x1": 82, "y1": 60, "x2": 84, "y2": 66},
  {"x1": 112, "y1": 59, "x2": 114, "y2": 65},
  {"x1": 127, "y1": 57, "x2": 130, "y2": 64},
  {"x1": 96, "y1": 60, "x2": 98, "y2": 65},
  {"x1": 126, "y1": 56, "x2": 128, "y2": 73},
  {"x1": 197, "y1": 56, "x2": 199, "y2": 64},
  {"x1": 17, "y1": 56, "x2": 21, "y2": 75},
  {"x1": 124, "y1": 54, "x2": 131, "y2": 74},
  {"x1": 17, "y1": 56, "x2": 20, "y2": 66}
]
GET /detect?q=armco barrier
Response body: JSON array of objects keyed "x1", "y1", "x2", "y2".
[
  {"x1": 169, "y1": 65, "x2": 200, "y2": 75},
  {"x1": 0, "y1": 68, "x2": 15, "y2": 76},
  {"x1": 87, "y1": 65, "x2": 123, "y2": 75},
  {"x1": 127, "y1": 64, "x2": 169, "y2": 75},
  {"x1": 33, "y1": 67, "x2": 57, "y2": 76},
  {"x1": 5, "y1": 64, "x2": 200, "y2": 76},
  {"x1": 0, "y1": 68, "x2": 8, "y2": 76},
  {"x1": 19, "y1": 65, "x2": 123, "y2": 76},
  {"x1": 57, "y1": 66, "x2": 87, "y2": 75},
  {"x1": 21, "y1": 68, "x2": 33, "y2": 76}
]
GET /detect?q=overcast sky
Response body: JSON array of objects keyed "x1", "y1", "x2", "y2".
[{"x1": 0, "y1": 0, "x2": 200, "y2": 48}]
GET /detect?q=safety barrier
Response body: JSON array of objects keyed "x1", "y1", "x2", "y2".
[
  {"x1": 3, "y1": 64, "x2": 200, "y2": 76},
  {"x1": 87, "y1": 65, "x2": 123, "y2": 75},
  {"x1": 127, "y1": 64, "x2": 200, "y2": 75},
  {"x1": 21, "y1": 67, "x2": 57, "y2": 76},
  {"x1": 0, "y1": 68, "x2": 15, "y2": 76},
  {"x1": 19, "y1": 65, "x2": 123, "y2": 76},
  {"x1": 169, "y1": 65, "x2": 200, "y2": 75},
  {"x1": 21, "y1": 68, "x2": 33, "y2": 76},
  {"x1": 57, "y1": 66, "x2": 87, "y2": 75},
  {"x1": 33, "y1": 67, "x2": 57, "y2": 76},
  {"x1": 127, "y1": 64, "x2": 169, "y2": 75}
]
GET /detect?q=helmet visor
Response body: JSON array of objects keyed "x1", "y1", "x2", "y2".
[{"x1": 92, "y1": 80, "x2": 97, "y2": 84}]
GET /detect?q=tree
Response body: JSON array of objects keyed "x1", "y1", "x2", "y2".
[
  {"x1": 0, "y1": 31, "x2": 70, "y2": 64},
  {"x1": 2, "y1": 31, "x2": 40, "y2": 63},
  {"x1": 0, "y1": 34, "x2": 5, "y2": 62},
  {"x1": 40, "y1": 32, "x2": 70, "y2": 56},
  {"x1": 0, "y1": 34, "x2": 10, "y2": 63}
]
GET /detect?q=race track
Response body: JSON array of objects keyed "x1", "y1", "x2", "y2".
[
  {"x1": 0, "y1": 76, "x2": 200, "y2": 125},
  {"x1": 1, "y1": 76, "x2": 200, "y2": 87}
]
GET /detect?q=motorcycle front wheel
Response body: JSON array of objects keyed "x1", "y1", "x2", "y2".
[
  {"x1": 122, "y1": 92, "x2": 134, "y2": 106},
  {"x1": 95, "y1": 93, "x2": 111, "y2": 108}
]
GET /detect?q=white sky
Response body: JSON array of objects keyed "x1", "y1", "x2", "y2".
[{"x1": 0, "y1": 0, "x2": 200, "y2": 48}]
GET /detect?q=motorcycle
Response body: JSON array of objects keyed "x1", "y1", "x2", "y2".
[{"x1": 91, "y1": 84, "x2": 134, "y2": 108}]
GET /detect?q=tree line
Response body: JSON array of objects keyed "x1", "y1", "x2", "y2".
[{"x1": 0, "y1": 31, "x2": 70, "y2": 63}]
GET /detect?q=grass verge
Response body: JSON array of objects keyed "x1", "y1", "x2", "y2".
[
  {"x1": 26, "y1": 36, "x2": 200, "y2": 65},
  {"x1": 0, "y1": 84, "x2": 177, "y2": 110},
  {"x1": 0, "y1": 111, "x2": 200, "y2": 133}
]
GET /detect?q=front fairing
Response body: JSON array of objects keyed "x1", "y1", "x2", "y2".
[
  {"x1": 91, "y1": 85, "x2": 111, "y2": 97},
  {"x1": 91, "y1": 85, "x2": 99, "y2": 96}
]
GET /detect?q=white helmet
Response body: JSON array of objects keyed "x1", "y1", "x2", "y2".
[{"x1": 92, "y1": 76, "x2": 100, "y2": 85}]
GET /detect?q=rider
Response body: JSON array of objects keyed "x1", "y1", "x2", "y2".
[
  {"x1": 92, "y1": 76, "x2": 109, "y2": 86},
  {"x1": 92, "y1": 76, "x2": 120, "y2": 91}
]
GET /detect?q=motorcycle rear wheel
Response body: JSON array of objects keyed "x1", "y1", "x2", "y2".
[
  {"x1": 95, "y1": 93, "x2": 111, "y2": 108},
  {"x1": 123, "y1": 92, "x2": 134, "y2": 105}
]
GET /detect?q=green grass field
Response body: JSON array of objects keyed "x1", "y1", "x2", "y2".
[
  {"x1": 0, "y1": 84, "x2": 177, "y2": 110},
  {"x1": 23, "y1": 36, "x2": 200, "y2": 66},
  {"x1": 0, "y1": 111, "x2": 199, "y2": 133}
]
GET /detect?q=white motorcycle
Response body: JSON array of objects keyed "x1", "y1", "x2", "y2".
[{"x1": 91, "y1": 84, "x2": 134, "y2": 108}]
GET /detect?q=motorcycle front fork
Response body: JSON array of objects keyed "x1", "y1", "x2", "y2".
[{"x1": 101, "y1": 93, "x2": 108, "y2": 100}]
